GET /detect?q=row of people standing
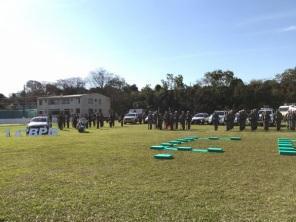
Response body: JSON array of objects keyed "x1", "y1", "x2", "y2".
[
  {"x1": 146, "y1": 110, "x2": 192, "y2": 130},
  {"x1": 55, "y1": 109, "x2": 116, "y2": 130},
  {"x1": 216, "y1": 109, "x2": 285, "y2": 131}
]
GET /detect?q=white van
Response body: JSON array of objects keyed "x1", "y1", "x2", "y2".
[{"x1": 279, "y1": 105, "x2": 296, "y2": 118}]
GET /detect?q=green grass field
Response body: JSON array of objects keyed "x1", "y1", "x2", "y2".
[{"x1": 1, "y1": 123, "x2": 296, "y2": 221}]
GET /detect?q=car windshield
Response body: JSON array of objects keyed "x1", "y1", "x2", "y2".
[
  {"x1": 31, "y1": 117, "x2": 47, "y2": 122},
  {"x1": 279, "y1": 107, "x2": 289, "y2": 112},
  {"x1": 216, "y1": 112, "x2": 225, "y2": 116},
  {"x1": 259, "y1": 110, "x2": 272, "y2": 115},
  {"x1": 195, "y1": 114, "x2": 207, "y2": 117},
  {"x1": 126, "y1": 113, "x2": 136, "y2": 117}
]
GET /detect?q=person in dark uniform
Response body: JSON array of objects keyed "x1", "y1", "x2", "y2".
[
  {"x1": 212, "y1": 111, "x2": 219, "y2": 131},
  {"x1": 109, "y1": 110, "x2": 115, "y2": 128},
  {"x1": 66, "y1": 114, "x2": 70, "y2": 128},
  {"x1": 168, "y1": 111, "x2": 174, "y2": 130},
  {"x1": 98, "y1": 109, "x2": 104, "y2": 128},
  {"x1": 163, "y1": 111, "x2": 168, "y2": 129},
  {"x1": 238, "y1": 110, "x2": 247, "y2": 131},
  {"x1": 173, "y1": 111, "x2": 179, "y2": 130},
  {"x1": 88, "y1": 114, "x2": 92, "y2": 128},
  {"x1": 179, "y1": 111, "x2": 186, "y2": 130},
  {"x1": 120, "y1": 113, "x2": 124, "y2": 127},
  {"x1": 72, "y1": 114, "x2": 78, "y2": 129},
  {"x1": 275, "y1": 109, "x2": 283, "y2": 131},
  {"x1": 185, "y1": 111, "x2": 191, "y2": 130},
  {"x1": 287, "y1": 110, "x2": 291, "y2": 130},
  {"x1": 96, "y1": 112, "x2": 100, "y2": 129},
  {"x1": 57, "y1": 113, "x2": 63, "y2": 130},
  {"x1": 147, "y1": 111, "x2": 153, "y2": 130},
  {"x1": 249, "y1": 109, "x2": 256, "y2": 131},
  {"x1": 139, "y1": 114, "x2": 142, "y2": 124},
  {"x1": 291, "y1": 111, "x2": 296, "y2": 131},
  {"x1": 225, "y1": 110, "x2": 232, "y2": 131},
  {"x1": 157, "y1": 112, "x2": 163, "y2": 130},
  {"x1": 262, "y1": 111, "x2": 270, "y2": 131},
  {"x1": 48, "y1": 114, "x2": 53, "y2": 127}
]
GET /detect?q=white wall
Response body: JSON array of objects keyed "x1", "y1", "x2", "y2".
[{"x1": 0, "y1": 118, "x2": 30, "y2": 124}]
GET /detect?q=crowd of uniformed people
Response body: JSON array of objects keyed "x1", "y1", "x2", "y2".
[
  {"x1": 215, "y1": 109, "x2": 296, "y2": 131},
  {"x1": 50, "y1": 107, "x2": 296, "y2": 133},
  {"x1": 54, "y1": 109, "x2": 116, "y2": 132},
  {"x1": 145, "y1": 110, "x2": 192, "y2": 130}
]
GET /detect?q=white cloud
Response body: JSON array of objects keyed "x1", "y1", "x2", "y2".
[
  {"x1": 280, "y1": 25, "x2": 296, "y2": 32},
  {"x1": 238, "y1": 10, "x2": 296, "y2": 26}
]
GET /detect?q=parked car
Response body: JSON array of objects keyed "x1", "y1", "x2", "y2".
[
  {"x1": 278, "y1": 105, "x2": 290, "y2": 117},
  {"x1": 208, "y1": 111, "x2": 227, "y2": 125},
  {"x1": 258, "y1": 108, "x2": 274, "y2": 126},
  {"x1": 123, "y1": 112, "x2": 139, "y2": 124},
  {"x1": 26, "y1": 116, "x2": 50, "y2": 134},
  {"x1": 191, "y1": 113, "x2": 209, "y2": 124}
]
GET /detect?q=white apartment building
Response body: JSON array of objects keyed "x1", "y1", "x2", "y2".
[{"x1": 37, "y1": 93, "x2": 111, "y2": 117}]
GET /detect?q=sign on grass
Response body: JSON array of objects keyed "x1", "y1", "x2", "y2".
[{"x1": 4, "y1": 127, "x2": 59, "y2": 137}]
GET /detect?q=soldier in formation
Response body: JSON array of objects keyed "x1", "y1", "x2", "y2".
[
  {"x1": 225, "y1": 110, "x2": 234, "y2": 131},
  {"x1": 147, "y1": 111, "x2": 153, "y2": 130},
  {"x1": 185, "y1": 111, "x2": 191, "y2": 130},
  {"x1": 249, "y1": 109, "x2": 258, "y2": 131},
  {"x1": 287, "y1": 110, "x2": 296, "y2": 130},
  {"x1": 57, "y1": 112, "x2": 64, "y2": 130},
  {"x1": 238, "y1": 109, "x2": 248, "y2": 131},
  {"x1": 145, "y1": 109, "x2": 191, "y2": 131},
  {"x1": 179, "y1": 111, "x2": 186, "y2": 130},
  {"x1": 212, "y1": 111, "x2": 219, "y2": 131},
  {"x1": 173, "y1": 111, "x2": 179, "y2": 130},
  {"x1": 262, "y1": 111, "x2": 270, "y2": 131},
  {"x1": 157, "y1": 112, "x2": 163, "y2": 130},
  {"x1": 108, "y1": 110, "x2": 115, "y2": 128},
  {"x1": 274, "y1": 109, "x2": 283, "y2": 131}
]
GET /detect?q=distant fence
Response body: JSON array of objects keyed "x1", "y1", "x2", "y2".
[
  {"x1": 0, "y1": 109, "x2": 37, "y2": 119},
  {"x1": 0, "y1": 118, "x2": 31, "y2": 125}
]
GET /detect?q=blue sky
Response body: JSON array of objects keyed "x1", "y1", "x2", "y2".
[{"x1": 0, "y1": 0, "x2": 296, "y2": 95}]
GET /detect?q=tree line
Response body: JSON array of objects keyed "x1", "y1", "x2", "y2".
[{"x1": 1, "y1": 67, "x2": 296, "y2": 114}]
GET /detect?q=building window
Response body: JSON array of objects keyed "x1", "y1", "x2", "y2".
[
  {"x1": 62, "y1": 99, "x2": 70, "y2": 104},
  {"x1": 77, "y1": 98, "x2": 80, "y2": 104},
  {"x1": 76, "y1": 108, "x2": 80, "y2": 114},
  {"x1": 48, "y1": 99, "x2": 59, "y2": 105},
  {"x1": 88, "y1": 98, "x2": 93, "y2": 104},
  {"x1": 98, "y1": 99, "x2": 101, "y2": 105},
  {"x1": 39, "y1": 99, "x2": 43, "y2": 105}
]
